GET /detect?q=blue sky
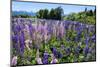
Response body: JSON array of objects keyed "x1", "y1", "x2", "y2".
[{"x1": 12, "y1": 1, "x2": 95, "y2": 14}]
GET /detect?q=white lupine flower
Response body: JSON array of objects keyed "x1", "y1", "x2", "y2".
[
  {"x1": 11, "y1": 56, "x2": 17, "y2": 66},
  {"x1": 35, "y1": 49, "x2": 43, "y2": 64},
  {"x1": 50, "y1": 54, "x2": 58, "y2": 64},
  {"x1": 36, "y1": 57, "x2": 43, "y2": 64},
  {"x1": 25, "y1": 39, "x2": 32, "y2": 44},
  {"x1": 25, "y1": 39, "x2": 32, "y2": 50},
  {"x1": 51, "y1": 58, "x2": 58, "y2": 64}
]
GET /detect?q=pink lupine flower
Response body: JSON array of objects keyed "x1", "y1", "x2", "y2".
[
  {"x1": 43, "y1": 23, "x2": 48, "y2": 43},
  {"x1": 53, "y1": 25, "x2": 57, "y2": 37},
  {"x1": 59, "y1": 22, "x2": 65, "y2": 38},
  {"x1": 37, "y1": 22, "x2": 43, "y2": 33}
]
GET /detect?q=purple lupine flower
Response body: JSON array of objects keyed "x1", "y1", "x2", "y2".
[
  {"x1": 85, "y1": 37, "x2": 89, "y2": 45},
  {"x1": 42, "y1": 51, "x2": 49, "y2": 64},
  {"x1": 11, "y1": 56, "x2": 17, "y2": 66},
  {"x1": 50, "y1": 47, "x2": 57, "y2": 56},
  {"x1": 57, "y1": 51, "x2": 63, "y2": 58},
  {"x1": 47, "y1": 25, "x2": 52, "y2": 35},
  {"x1": 65, "y1": 47, "x2": 71, "y2": 56},
  {"x1": 28, "y1": 23, "x2": 33, "y2": 38},
  {"x1": 91, "y1": 34, "x2": 96, "y2": 43},
  {"x1": 19, "y1": 31, "x2": 25, "y2": 55},
  {"x1": 11, "y1": 32, "x2": 20, "y2": 54},
  {"x1": 84, "y1": 45, "x2": 89, "y2": 55},
  {"x1": 15, "y1": 23, "x2": 21, "y2": 33},
  {"x1": 12, "y1": 34, "x2": 19, "y2": 43},
  {"x1": 50, "y1": 47, "x2": 63, "y2": 58},
  {"x1": 75, "y1": 28, "x2": 82, "y2": 42}
]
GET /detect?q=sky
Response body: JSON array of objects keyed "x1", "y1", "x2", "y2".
[{"x1": 12, "y1": 1, "x2": 96, "y2": 14}]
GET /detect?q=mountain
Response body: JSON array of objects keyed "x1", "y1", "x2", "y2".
[{"x1": 12, "y1": 11, "x2": 36, "y2": 16}]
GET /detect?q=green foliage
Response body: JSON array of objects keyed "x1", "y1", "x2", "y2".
[
  {"x1": 36, "y1": 6, "x2": 64, "y2": 20},
  {"x1": 64, "y1": 8, "x2": 96, "y2": 25},
  {"x1": 64, "y1": 13, "x2": 77, "y2": 21}
]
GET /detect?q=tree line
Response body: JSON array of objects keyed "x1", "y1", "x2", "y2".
[{"x1": 36, "y1": 6, "x2": 64, "y2": 20}]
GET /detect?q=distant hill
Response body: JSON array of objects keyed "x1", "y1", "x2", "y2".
[{"x1": 12, "y1": 11, "x2": 36, "y2": 16}]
